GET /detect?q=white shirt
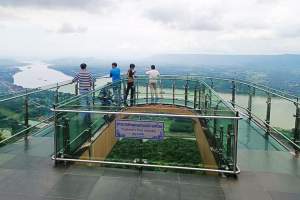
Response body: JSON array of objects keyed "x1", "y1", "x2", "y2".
[{"x1": 146, "y1": 69, "x2": 160, "y2": 83}]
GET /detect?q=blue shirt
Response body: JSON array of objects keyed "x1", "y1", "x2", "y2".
[{"x1": 110, "y1": 67, "x2": 121, "y2": 82}]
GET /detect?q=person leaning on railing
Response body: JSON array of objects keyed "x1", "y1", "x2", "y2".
[
  {"x1": 72, "y1": 63, "x2": 94, "y2": 120},
  {"x1": 124, "y1": 64, "x2": 136, "y2": 106},
  {"x1": 146, "y1": 65, "x2": 160, "y2": 104}
]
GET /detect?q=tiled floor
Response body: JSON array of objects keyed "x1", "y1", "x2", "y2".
[{"x1": 0, "y1": 121, "x2": 299, "y2": 200}]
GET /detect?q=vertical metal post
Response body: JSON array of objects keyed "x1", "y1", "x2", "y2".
[
  {"x1": 146, "y1": 83, "x2": 149, "y2": 104},
  {"x1": 294, "y1": 104, "x2": 300, "y2": 156},
  {"x1": 209, "y1": 89, "x2": 212, "y2": 108},
  {"x1": 136, "y1": 79, "x2": 139, "y2": 103},
  {"x1": 231, "y1": 81, "x2": 236, "y2": 107},
  {"x1": 266, "y1": 93, "x2": 272, "y2": 134},
  {"x1": 219, "y1": 125, "x2": 224, "y2": 167},
  {"x1": 193, "y1": 86, "x2": 197, "y2": 109},
  {"x1": 55, "y1": 84, "x2": 59, "y2": 105},
  {"x1": 63, "y1": 117, "x2": 70, "y2": 157},
  {"x1": 122, "y1": 79, "x2": 126, "y2": 102},
  {"x1": 75, "y1": 82, "x2": 78, "y2": 96},
  {"x1": 198, "y1": 84, "x2": 201, "y2": 109},
  {"x1": 159, "y1": 79, "x2": 163, "y2": 103},
  {"x1": 233, "y1": 112, "x2": 239, "y2": 174},
  {"x1": 220, "y1": 126, "x2": 224, "y2": 152},
  {"x1": 204, "y1": 94, "x2": 208, "y2": 114},
  {"x1": 172, "y1": 79, "x2": 175, "y2": 105},
  {"x1": 24, "y1": 90, "x2": 29, "y2": 140},
  {"x1": 184, "y1": 80, "x2": 188, "y2": 107},
  {"x1": 92, "y1": 81, "x2": 95, "y2": 106},
  {"x1": 247, "y1": 86, "x2": 253, "y2": 120},
  {"x1": 53, "y1": 104, "x2": 58, "y2": 164},
  {"x1": 213, "y1": 108, "x2": 217, "y2": 135},
  {"x1": 226, "y1": 124, "x2": 233, "y2": 161},
  {"x1": 210, "y1": 78, "x2": 214, "y2": 89}
]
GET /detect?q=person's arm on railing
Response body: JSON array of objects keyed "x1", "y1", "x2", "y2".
[{"x1": 72, "y1": 73, "x2": 79, "y2": 83}]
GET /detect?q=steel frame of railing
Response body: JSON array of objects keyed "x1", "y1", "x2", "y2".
[
  {"x1": 52, "y1": 76, "x2": 241, "y2": 174},
  {"x1": 134, "y1": 74, "x2": 300, "y2": 154},
  {"x1": 194, "y1": 76, "x2": 300, "y2": 155},
  {"x1": 1, "y1": 73, "x2": 299, "y2": 157}
]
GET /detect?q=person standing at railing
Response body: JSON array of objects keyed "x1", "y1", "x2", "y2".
[
  {"x1": 72, "y1": 63, "x2": 94, "y2": 120},
  {"x1": 110, "y1": 62, "x2": 121, "y2": 106},
  {"x1": 124, "y1": 64, "x2": 136, "y2": 106},
  {"x1": 146, "y1": 65, "x2": 160, "y2": 103}
]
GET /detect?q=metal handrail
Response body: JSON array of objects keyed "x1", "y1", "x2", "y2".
[
  {"x1": 0, "y1": 80, "x2": 73, "y2": 103},
  {"x1": 0, "y1": 116, "x2": 54, "y2": 146},
  {"x1": 51, "y1": 108, "x2": 242, "y2": 119},
  {"x1": 2, "y1": 74, "x2": 298, "y2": 104},
  {"x1": 234, "y1": 103, "x2": 300, "y2": 151},
  {"x1": 51, "y1": 155, "x2": 241, "y2": 174},
  {"x1": 133, "y1": 75, "x2": 299, "y2": 103}
]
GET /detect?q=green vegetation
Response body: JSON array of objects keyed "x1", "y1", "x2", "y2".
[
  {"x1": 0, "y1": 133, "x2": 5, "y2": 142},
  {"x1": 168, "y1": 118, "x2": 194, "y2": 133},
  {"x1": 275, "y1": 127, "x2": 294, "y2": 140},
  {"x1": 107, "y1": 138, "x2": 202, "y2": 167},
  {"x1": 0, "y1": 90, "x2": 74, "y2": 139}
]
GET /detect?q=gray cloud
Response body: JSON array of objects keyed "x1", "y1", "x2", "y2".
[
  {"x1": 57, "y1": 23, "x2": 88, "y2": 34},
  {"x1": 256, "y1": 0, "x2": 280, "y2": 4},
  {"x1": 145, "y1": 6, "x2": 222, "y2": 31},
  {"x1": 277, "y1": 26, "x2": 300, "y2": 38},
  {"x1": 0, "y1": 0, "x2": 113, "y2": 11},
  {"x1": 0, "y1": 10, "x2": 24, "y2": 21}
]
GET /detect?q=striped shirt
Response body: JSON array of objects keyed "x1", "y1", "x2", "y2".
[{"x1": 72, "y1": 70, "x2": 93, "y2": 91}]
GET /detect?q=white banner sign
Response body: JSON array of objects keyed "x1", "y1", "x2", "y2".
[{"x1": 115, "y1": 120, "x2": 164, "y2": 140}]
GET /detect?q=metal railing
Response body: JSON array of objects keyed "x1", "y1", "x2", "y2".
[
  {"x1": 0, "y1": 80, "x2": 75, "y2": 146},
  {"x1": 0, "y1": 75, "x2": 115, "y2": 146},
  {"x1": 52, "y1": 77, "x2": 241, "y2": 174},
  {"x1": 197, "y1": 76, "x2": 300, "y2": 155}
]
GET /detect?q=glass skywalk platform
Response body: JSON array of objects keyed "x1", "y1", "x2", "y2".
[{"x1": 0, "y1": 75, "x2": 299, "y2": 200}]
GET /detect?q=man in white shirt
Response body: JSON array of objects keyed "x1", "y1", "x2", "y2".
[{"x1": 145, "y1": 65, "x2": 160, "y2": 103}]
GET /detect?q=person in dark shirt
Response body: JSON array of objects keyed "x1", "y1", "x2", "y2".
[{"x1": 124, "y1": 64, "x2": 136, "y2": 106}]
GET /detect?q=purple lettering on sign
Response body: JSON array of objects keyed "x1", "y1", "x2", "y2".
[{"x1": 115, "y1": 120, "x2": 164, "y2": 140}]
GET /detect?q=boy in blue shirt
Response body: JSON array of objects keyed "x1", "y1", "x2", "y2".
[{"x1": 110, "y1": 62, "x2": 121, "y2": 106}]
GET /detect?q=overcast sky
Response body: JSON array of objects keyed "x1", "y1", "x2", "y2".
[{"x1": 0, "y1": 0, "x2": 300, "y2": 59}]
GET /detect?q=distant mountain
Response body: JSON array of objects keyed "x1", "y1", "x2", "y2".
[{"x1": 144, "y1": 54, "x2": 300, "y2": 69}]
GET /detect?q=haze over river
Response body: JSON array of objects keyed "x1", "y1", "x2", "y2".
[{"x1": 13, "y1": 62, "x2": 72, "y2": 88}]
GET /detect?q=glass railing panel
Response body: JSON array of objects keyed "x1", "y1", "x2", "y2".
[
  {"x1": 204, "y1": 78, "x2": 232, "y2": 102},
  {"x1": 28, "y1": 90, "x2": 55, "y2": 121},
  {"x1": 57, "y1": 83, "x2": 77, "y2": 103},
  {"x1": 53, "y1": 76, "x2": 240, "y2": 172},
  {"x1": 55, "y1": 111, "x2": 107, "y2": 155},
  {"x1": 94, "y1": 76, "x2": 110, "y2": 88},
  {"x1": 0, "y1": 80, "x2": 78, "y2": 145},
  {"x1": 248, "y1": 89, "x2": 268, "y2": 120},
  {"x1": 269, "y1": 98, "x2": 296, "y2": 140},
  {"x1": 0, "y1": 88, "x2": 38, "y2": 101},
  {"x1": 205, "y1": 117, "x2": 236, "y2": 169},
  {"x1": 0, "y1": 97, "x2": 26, "y2": 142},
  {"x1": 173, "y1": 79, "x2": 186, "y2": 102},
  {"x1": 54, "y1": 110, "x2": 238, "y2": 173},
  {"x1": 235, "y1": 82, "x2": 250, "y2": 109}
]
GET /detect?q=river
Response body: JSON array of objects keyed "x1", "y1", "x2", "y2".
[{"x1": 13, "y1": 62, "x2": 72, "y2": 88}]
